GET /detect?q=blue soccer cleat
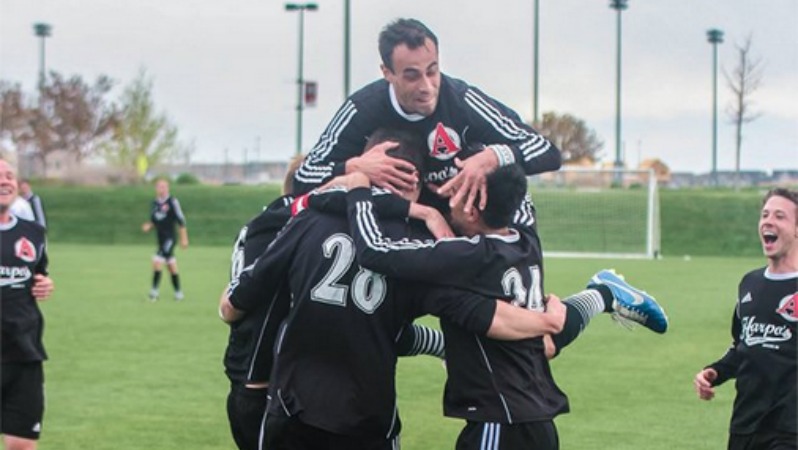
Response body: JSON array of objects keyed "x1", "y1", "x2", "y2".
[{"x1": 588, "y1": 269, "x2": 668, "y2": 334}]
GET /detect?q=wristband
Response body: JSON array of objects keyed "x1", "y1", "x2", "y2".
[{"x1": 490, "y1": 145, "x2": 516, "y2": 167}]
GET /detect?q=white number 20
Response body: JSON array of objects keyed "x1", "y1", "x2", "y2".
[{"x1": 310, "y1": 233, "x2": 387, "y2": 314}]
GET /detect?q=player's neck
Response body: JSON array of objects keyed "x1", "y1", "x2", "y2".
[
  {"x1": 0, "y1": 209, "x2": 12, "y2": 224},
  {"x1": 767, "y1": 248, "x2": 798, "y2": 274}
]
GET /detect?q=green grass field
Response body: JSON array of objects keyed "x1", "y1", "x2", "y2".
[{"x1": 35, "y1": 243, "x2": 756, "y2": 449}]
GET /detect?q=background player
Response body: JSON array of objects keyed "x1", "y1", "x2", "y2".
[
  {"x1": 141, "y1": 178, "x2": 188, "y2": 301},
  {"x1": 18, "y1": 179, "x2": 47, "y2": 230},
  {"x1": 694, "y1": 188, "x2": 797, "y2": 450},
  {"x1": 0, "y1": 159, "x2": 55, "y2": 450}
]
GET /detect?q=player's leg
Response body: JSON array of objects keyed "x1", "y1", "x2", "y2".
[
  {"x1": 226, "y1": 383, "x2": 269, "y2": 450},
  {"x1": 151, "y1": 239, "x2": 169, "y2": 301},
  {"x1": 1, "y1": 362, "x2": 45, "y2": 450},
  {"x1": 162, "y1": 238, "x2": 183, "y2": 301}
]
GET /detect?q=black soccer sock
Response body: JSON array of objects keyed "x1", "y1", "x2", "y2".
[
  {"x1": 171, "y1": 273, "x2": 181, "y2": 292},
  {"x1": 550, "y1": 289, "x2": 605, "y2": 357},
  {"x1": 593, "y1": 284, "x2": 615, "y2": 312},
  {"x1": 152, "y1": 271, "x2": 162, "y2": 289},
  {"x1": 397, "y1": 323, "x2": 446, "y2": 359}
]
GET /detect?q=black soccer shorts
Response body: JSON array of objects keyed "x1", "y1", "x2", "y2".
[
  {"x1": 456, "y1": 420, "x2": 559, "y2": 450},
  {"x1": 226, "y1": 383, "x2": 269, "y2": 450},
  {"x1": 1, "y1": 362, "x2": 45, "y2": 440},
  {"x1": 156, "y1": 236, "x2": 177, "y2": 260}
]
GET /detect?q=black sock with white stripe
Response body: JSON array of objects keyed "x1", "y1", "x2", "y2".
[
  {"x1": 397, "y1": 323, "x2": 446, "y2": 359},
  {"x1": 550, "y1": 289, "x2": 605, "y2": 356}
]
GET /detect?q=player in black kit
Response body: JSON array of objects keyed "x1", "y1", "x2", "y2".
[
  {"x1": 0, "y1": 159, "x2": 55, "y2": 450},
  {"x1": 694, "y1": 188, "x2": 797, "y2": 450},
  {"x1": 221, "y1": 131, "x2": 567, "y2": 450},
  {"x1": 142, "y1": 178, "x2": 189, "y2": 301},
  {"x1": 293, "y1": 18, "x2": 561, "y2": 214}
]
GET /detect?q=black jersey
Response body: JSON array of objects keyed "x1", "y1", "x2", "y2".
[
  {"x1": 224, "y1": 195, "x2": 293, "y2": 384},
  {"x1": 228, "y1": 207, "x2": 496, "y2": 439},
  {"x1": 23, "y1": 193, "x2": 46, "y2": 229},
  {"x1": 293, "y1": 75, "x2": 561, "y2": 195},
  {"x1": 346, "y1": 187, "x2": 569, "y2": 424},
  {"x1": 1, "y1": 216, "x2": 49, "y2": 363},
  {"x1": 149, "y1": 196, "x2": 186, "y2": 240},
  {"x1": 708, "y1": 267, "x2": 797, "y2": 435}
]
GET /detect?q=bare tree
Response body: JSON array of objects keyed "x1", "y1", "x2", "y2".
[
  {"x1": 0, "y1": 82, "x2": 29, "y2": 157},
  {"x1": 534, "y1": 112, "x2": 603, "y2": 164},
  {"x1": 724, "y1": 34, "x2": 764, "y2": 190}
]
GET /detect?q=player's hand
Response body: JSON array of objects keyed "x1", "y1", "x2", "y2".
[
  {"x1": 694, "y1": 368, "x2": 718, "y2": 400},
  {"x1": 346, "y1": 141, "x2": 418, "y2": 194},
  {"x1": 141, "y1": 222, "x2": 152, "y2": 233},
  {"x1": 544, "y1": 294, "x2": 566, "y2": 333},
  {"x1": 32, "y1": 274, "x2": 54, "y2": 301},
  {"x1": 437, "y1": 148, "x2": 499, "y2": 213},
  {"x1": 181, "y1": 239, "x2": 189, "y2": 249}
]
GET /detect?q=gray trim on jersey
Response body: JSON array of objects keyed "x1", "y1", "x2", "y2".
[
  {"x1": 295, "y1": 100, "x2": 358, "y2": 184},
  {"x1": 475, "y1": 336, "x2": 513, "y2": 424},
  {"x1": 171, "y1": 197, "x2": 187, "y2": 226}
]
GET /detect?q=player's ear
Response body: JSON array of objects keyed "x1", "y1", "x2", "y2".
[{"x1": 380, "y1": 64, "x2": 392, "y2": 80}]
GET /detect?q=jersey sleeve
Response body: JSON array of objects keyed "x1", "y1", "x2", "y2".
[
  {"x1": 346, "y1": 187, "x2": 491, "y2": 287},
  {"x1": 463, "y1": 86, "x2": 561, "y2": 176},
  {"x1": 308, "y1": 187, "x2": 410, "y2": 219},
  {"x1": 707, "y1": 304, "x2": 743, "y2": 386},
  {"x1": 396, "y1": 323, "x2": 446, "y2": 359},
  {"x1": 292, "y1": 100, "x2": 372, "y2": 194},
  {"x1": 172, "y1": 198, "x2": 187, "y2": 226},
  {"x1": 227, "y1": 216, "x2": 303, "y2": 312},
  {"x1": 418, "y1": 286, "x2": 496, "y2": 337}
]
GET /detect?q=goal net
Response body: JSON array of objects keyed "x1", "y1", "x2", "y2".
[{"x1": 527, "y1": 168, "x2": 661, "y2": 259}]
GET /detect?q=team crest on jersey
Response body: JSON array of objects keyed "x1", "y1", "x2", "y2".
[
  {"x1": 776, "y1": 293, "x2": 798, "y2": 322},
  {"x1": 427, "y1": 123, "x2": 461, "y2": 161},
  {"x1": 15, "y1": 237, "x2": 36, "y2": 263}
]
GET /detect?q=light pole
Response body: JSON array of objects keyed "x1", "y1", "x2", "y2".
[
  {"x1": 344, "y1": 0, "x2": 351, "y2": 99},
  {"x1": 285, "y1": 3, "x2": 318, "y2": 155},
  {"x1": 33, "y1": 22, "x2": 52, "y2": 89},
  {"x1": 707, "y1": 28, "x2": 724, "y2": 187},
  {"x1": 609, "y1": 0, "x2": 627, "y2": 184},
  {"x1": 532, "y1": 0, "x2": 540, "y2": 124}
]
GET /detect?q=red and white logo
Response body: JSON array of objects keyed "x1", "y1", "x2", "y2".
[
  {"x1": 427, "y1": 123, "x2": 461, "y2": 161},
  {"x1": 776, "y1": 293, "x2": 798, "y2": 322},
  {"x1": 15, "y1": 237, "x2": 37, "y2": 263}
]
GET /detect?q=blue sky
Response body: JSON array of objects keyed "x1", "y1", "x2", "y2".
[{"x1": 1, "y1": 0, "x2": 796, "y2": 173}]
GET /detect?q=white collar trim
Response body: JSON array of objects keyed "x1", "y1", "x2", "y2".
[{"x1": 388, "y1": 84, "x2": 426, "y2": 122}]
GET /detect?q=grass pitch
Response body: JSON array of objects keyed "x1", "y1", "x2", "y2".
[{"x1": 37, "y1": 243, "x2": 756, "y2": 449}]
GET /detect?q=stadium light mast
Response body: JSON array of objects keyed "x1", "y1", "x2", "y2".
[
  {"x1": 707, "y1": 28, "x2": 724, "y2": 187},
  {"x1": 609, "y1": 0, "x2": 628, "y2": 185},
  {"x1": 344, "y1": 0, "x2": 351, "y2": 99},
  {"x1": 532, "y1": 0, "x2": 540, "y2": 124},
  {"x1": 285, "y1": 2, "x2": 318, "y2": 155},
  {"x1": 33, "y1": 22, "x2": 52, "y2": 89}
]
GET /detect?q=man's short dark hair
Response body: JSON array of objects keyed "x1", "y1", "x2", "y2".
[
  {"x1": 763, "y1": 188, "x2": 798, "y2": 223},
  {"x1": 479, "y1": 165, "x2": 528, "y2": 229},
  {"x1": 378, "y1": 18, "x2": 438, "y2": 72},
  {"x1": 365, "y1": 127, "x2": 426, "y2": 176}
]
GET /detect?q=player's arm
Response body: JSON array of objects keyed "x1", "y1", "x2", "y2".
[
  {"x1": 172, "y1": 198, "x2": 189, "y2": 247},
  {"x1": 420, "y1": 286, "x2": 565, "y2": 340},
  {"x1": 178, "y1": 226, "x2": 189, "y2": 248},
  {"x1": 438, "y1": 87, "x2": 561, "y2": 211},
  {"x1": 222, "y1": 217, "x2": 302, "y2": 323},
  {"x1": 346, "y1": 187, "x2": 487, "y2": 285},
  {"x1": 694, "y1": 305, "x2": 743, "y2": 400},
  {"x1": 31, "y1": 244, "x2": 53, "y2": 301}
]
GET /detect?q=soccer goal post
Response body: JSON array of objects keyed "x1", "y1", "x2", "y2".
[{"x1": 527, "y1": 168, "x2": 661, "y2": 259}]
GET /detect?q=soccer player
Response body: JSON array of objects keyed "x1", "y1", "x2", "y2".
[
  {"x1": 18, "y1": 179, "x2": 47, "y2": 230},
  {"x1": 222, "y1": 130, "x2": 567, "y2": 450},
  {"x1": 338, "y1": 163, "x2": 668, "y2": 449},
  {"x1": 293, "y1": 18, "x2": 561, "y2": 213},
  {"x1": 694, "y1": 188, "x2": 797, "y2": 450},
  {"x1": 0, "y1": 159, "x2": 55, "y2": 450},
  {"x1": 141, "y1": 178, "x2": 188, "y2": 301}
]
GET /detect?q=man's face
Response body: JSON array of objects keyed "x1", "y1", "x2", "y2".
[
  {"x1": 155, "y1": 180, "x2": 169, "y2": 198},
  {"x1": 382, "y1": 38, "x2": 440, "y2": 117},
  {"x1": 19, "y1": 181, "x2": 31, "y2": 197},
  {"x1": 0, "y1": 161, "x2": 19, "y2": 212},
  {"x1": 759, "y1": 195, "x2": 798, "y2": 260}
]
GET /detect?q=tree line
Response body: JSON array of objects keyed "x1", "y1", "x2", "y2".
[{"x1": 0, "y1": 69, "x2": 189, "y2": 181}]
